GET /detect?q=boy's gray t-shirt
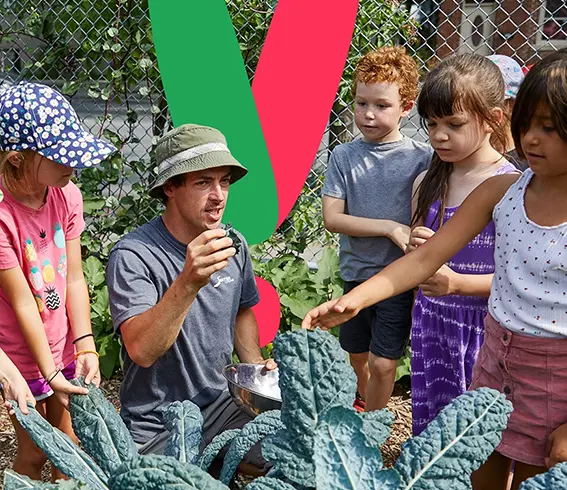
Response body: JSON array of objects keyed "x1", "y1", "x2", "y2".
[
  {"x1": 106, "y1": 217, "x2": 259, "y2": 444},
  {"x1": 323, "y1": 137, "x2": 432, "y2": 282}
]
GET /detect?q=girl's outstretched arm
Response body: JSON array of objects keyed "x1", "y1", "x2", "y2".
[
  {"x1": 65, "y1": 237, "x2": 100, "y2": 387},
  {"x1": 303, "y1": 173, "x2": 519, "y2": 330},
  {"x1": 0, "y1": 267, "x2": 88, "y2": 408}
]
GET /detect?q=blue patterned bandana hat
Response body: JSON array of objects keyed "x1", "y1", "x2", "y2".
[
  {"x1": 487, "y1": 54, "x2": 524, "y2": 99},
  {"x1": 0, "y1": 81, "x2": 117, "y2": 169}
]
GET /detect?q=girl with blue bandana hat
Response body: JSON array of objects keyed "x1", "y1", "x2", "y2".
[
  {"x1": 0, "y1": 81, "x2": 117, "y2": 481},
  {"x1": 488, "y1": 54, "x2": 527, "y2": 170}
]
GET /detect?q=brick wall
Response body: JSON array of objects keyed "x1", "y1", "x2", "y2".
[
  {"x1": 434, "y1": 0, "x2": 550, "y2": 66},
  {"x1": 436, "y1": 0, "x2": 463, "y2": 59},
  {"x1": 492, "y1": 0, "x2": 542, "y2": 64}
]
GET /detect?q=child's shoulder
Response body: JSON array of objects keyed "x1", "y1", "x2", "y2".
[
  {"x1": 330, "y1": 139, "x2": 363, "y2": 160},
  {"x1": 0, "y1": 197, "x2": 15, "y2": 228},
  {"x1": 399, "y1": 137, "x2": 434, "y2": 157}
]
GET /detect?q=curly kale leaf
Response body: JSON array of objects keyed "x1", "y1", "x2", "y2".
[
  {"x1": 198, "y1": 429, "x2": 241, "y2": 471},
  {"x1": 219, "y1": 410, "x2": 283, "y2": 485},
  {"x1": 163, "y1": 400, "x2": 203, "y2": 464},
  {"x1": 222, "y1": 223, "x2": 241, "y2": 254},
  {"x1": 108, "y1": 454, "x2": 228, "y2": 489},
  {"x1": 3, "y1": 470, "x2": 91, "y2": 489},
  {"x1": 70, "y1": 378, "x2": 137, "y2": 477},
  {"x1": 262, "y1": 329, "x2": 357, "y2": 486},
  {"x1": 314, "y1": 407, "x2": 395, "y2": 489},
  {"x1": 273, "y1": 329, "x2": 356, "y2": 439},
  {"x1": 11, "y1": 402, "x2": 108, "y2": 490},
  {"x1": 245, "y1": 476, "x2": 297, "y2": 490},
  {"x1": 359, "y1": 409, "x2": 394, "y2": 448},
  {"x1": 262, "y1": 430, "x2": 315, "y2": 487},
  {"x1": 519, "y1": 462, "x2": 567, "y2": 489},
  {"x1": 394, "y1": 388, "x2": 513, "y2": 489}
]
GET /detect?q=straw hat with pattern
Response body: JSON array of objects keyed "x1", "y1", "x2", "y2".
[{"x1": 149, "y1": 124, "x2": 248, "y2": 198}]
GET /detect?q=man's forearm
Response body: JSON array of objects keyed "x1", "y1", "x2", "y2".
[
  {"x1": 234, "y1": 308, "x2": 263, "y2": 364},
  {"x1": 121, "y1": 276, "x2": 199, "y2": 368}
]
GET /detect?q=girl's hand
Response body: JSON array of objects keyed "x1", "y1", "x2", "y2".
[
  {"x1": 49, "y1": 372, "x2": 89, "y2": 410},
  {"x1": 302, "y1": 295, "x2": 361, "y2": 331},
  {"x1": 406, "y1": 226, "x2": 435, "y2": 254},
  {"x1": 546, "y1": 423, "x2": 567, "y2": 468},
  {"x1": 420, "y1": 265, "x2": 461, "y2": 297},
  {"x1": 1, "y1": 367, "x2": 35, "y2": 416},
  {"x1": 75, "y1": 352, "x2": 101, "y2": 387}
]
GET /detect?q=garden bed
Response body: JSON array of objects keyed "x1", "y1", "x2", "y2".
[{"x1": 0, "y1": 375, "x2": 411, "y2": 488}]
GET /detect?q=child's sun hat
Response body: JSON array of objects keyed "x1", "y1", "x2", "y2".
[
  {"x1": 487, "y1": 54, "x2": 525, "y2": 99},
  {"x1": 0, "y1": 81, "x2": 117, "y2": 168}
]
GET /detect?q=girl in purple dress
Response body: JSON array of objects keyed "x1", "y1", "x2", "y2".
[{"x1": 406, "y1": 54, "x2": 519, "y2": 434}]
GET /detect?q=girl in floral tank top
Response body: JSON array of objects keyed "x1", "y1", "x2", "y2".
[{"x1": 303, "y1": 52, "x2": 567, "y2": 489}]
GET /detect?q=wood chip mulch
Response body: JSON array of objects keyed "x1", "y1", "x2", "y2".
[{"x1": 0, "y1": 375, "x2": 411, "y2": 488}]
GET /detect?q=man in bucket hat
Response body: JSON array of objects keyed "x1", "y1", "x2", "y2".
[{"x1": 106, "y1": 124, "x2": 273, "y2": 476}]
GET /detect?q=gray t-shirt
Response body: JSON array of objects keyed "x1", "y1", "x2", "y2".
[
  {"x1": 323, "y1": 137, "x2": 432, "y2": 282},
  {"x1": 106, "y1": 217, "x2": 259, "y2": 444}
]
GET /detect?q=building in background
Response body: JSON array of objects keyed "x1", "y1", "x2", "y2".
[{"x1": 435, "y1": 0, "x2": 565, "y2": 65}]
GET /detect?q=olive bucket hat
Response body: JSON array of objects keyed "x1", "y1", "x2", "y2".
[{"x1": 149, "y1": 124, "x2": 248, "y2": 198}]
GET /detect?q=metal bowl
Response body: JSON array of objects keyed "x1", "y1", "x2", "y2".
[{"x1": 223, "y1": 363, "x2": 282, "y2": 418}]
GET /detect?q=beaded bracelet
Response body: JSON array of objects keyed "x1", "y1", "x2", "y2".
[
  {"x1": 45, "y1": 368, "x2": 61, "y2": 385},
  {"x1": 72, "y1": 333, "x2": 95, "y2": 345},
  {"x1": 74, "y1": 350, "x2": 100, "y2": 360}
]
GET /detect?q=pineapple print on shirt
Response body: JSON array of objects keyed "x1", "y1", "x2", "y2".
[
  {"x1": 57, "y1": 253, "x2": 67, "y2": 279},
  {"x1": 54, "y1": 222, "x2": 65, "y2": 249},
  {"x1": 42, "y1": 259, "x2": 55, "y2": 283},
  {"x1": 24, "y1": 238, "x2": 37, "y2": 262},
  {"x1": 34, "y1": 294, "x2": 45, "y2": 313},
  {"x1": 29, "y1": 267, "x2": 43, "y2": 291},
  {"x1": 45, "y1": 287, "x2": 61, "y2": 310},
  {"x1": 39, "y1": 229, "x2": 48, "y2": 255}
]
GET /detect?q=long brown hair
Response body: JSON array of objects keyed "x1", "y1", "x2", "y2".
[
  {"x1": 412, "y1": 53, "x2": 508, "y2": 228},
  {"x1": 511, "y1": 50, "x2": 567, "y2": 157}
]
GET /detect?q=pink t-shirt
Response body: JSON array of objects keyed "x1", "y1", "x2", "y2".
[{"x1": 0, "y1": 179, "x2": 85, "y2": 378}]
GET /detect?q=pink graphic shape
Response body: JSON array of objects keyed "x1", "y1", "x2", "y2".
[
  {"x1": 252, "y1": 0, "x2": 359, "y2": 227},
  {"x1": 252, "y1": 276, "x2": 281, "y2": 348}
]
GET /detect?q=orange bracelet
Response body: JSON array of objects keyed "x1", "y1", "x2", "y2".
[{"x1": 74, "y1": 350, "x2": 100, "y2": 360}]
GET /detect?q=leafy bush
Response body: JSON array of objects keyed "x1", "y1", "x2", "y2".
[
  {"x1": 252, "y1": 246, "x2": 410, "y2": 381},
  {"x1": 6, "y1": 328, "x2": 562, "y2": 490}
]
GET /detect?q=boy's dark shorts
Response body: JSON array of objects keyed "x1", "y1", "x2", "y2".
[{"x1": 339, "y1": 281, "x2": 413, "y2": 360}]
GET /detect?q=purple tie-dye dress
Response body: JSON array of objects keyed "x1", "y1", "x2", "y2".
[{"x1": 411, "y1": 162, "x2": 518, "y2": 435}]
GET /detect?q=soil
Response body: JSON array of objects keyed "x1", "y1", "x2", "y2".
[{"x1": 0, "y1": 375, "x2": 412, "y2": 488}]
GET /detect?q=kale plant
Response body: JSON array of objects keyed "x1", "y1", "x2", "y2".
[
  {"x1": 4, "y1": 328, "x2": 565, "y2": 489},
  {"x1": 222, "y1": 222, "x2": 242, "y2": 254}
]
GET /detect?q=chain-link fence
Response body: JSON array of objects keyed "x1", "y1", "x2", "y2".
[{"x1": 1, "y1": 0, "x2": 565, "y2": 263}]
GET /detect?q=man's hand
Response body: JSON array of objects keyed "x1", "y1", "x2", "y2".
[
  {"x1": 419, "y1": 265, "x2": 461, "y2": 297},
  {"x1": 250, "y1": 358, "x2": 277, "y2": 371},
  {"x1": 406, "y1": 226, "x2": 435, "y2": 253},
  {"x1": 181, "y1": 229, "x2": 236, "y2": 289},
  {"x1": 302, "y1": 294, "x2": 361, "y2": 331},
  {"x1": 546, "y1": 423, "x2": 567, "y2": 468}
]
